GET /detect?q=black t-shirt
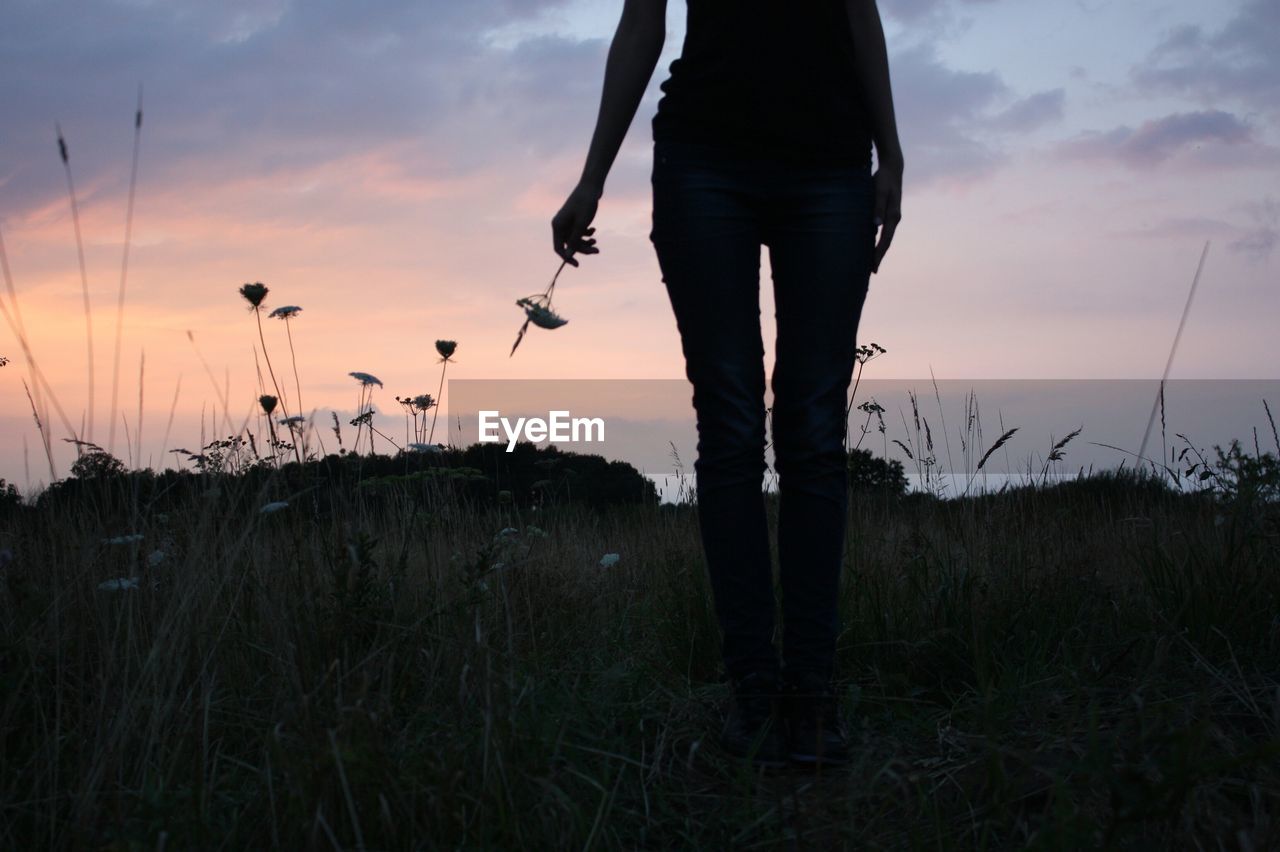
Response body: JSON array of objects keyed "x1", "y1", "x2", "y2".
[{"x1": 652, "y1": 0, "x2": 874, "y2": 168}]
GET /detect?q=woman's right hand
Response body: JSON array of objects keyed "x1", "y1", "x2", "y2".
[{"x1": 552, "y1": 183, "x2": 601, "y2": 266}]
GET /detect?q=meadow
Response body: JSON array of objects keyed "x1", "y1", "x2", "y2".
[
  {"x1": 1, "y1": 113, "x2": 1277, "y2": 850},
  {"x1": 0, "y1": 434, "x2": 1277, "y2": 850}
]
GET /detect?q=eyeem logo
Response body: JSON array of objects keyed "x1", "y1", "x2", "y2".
[{"x1": 478, "y1": 410, "x2": 605, "y2": 452}]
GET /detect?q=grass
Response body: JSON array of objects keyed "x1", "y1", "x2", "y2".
[{"x1": 0, "y1": 457, "x2": 1276, "y2": 850}]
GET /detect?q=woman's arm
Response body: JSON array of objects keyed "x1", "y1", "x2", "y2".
[
  {"x1": 844, "y1": 0, "x2": 903, "y2": 273},
  {"x1": 553, "y1": 0, "x2": 667, "y2": 265},
  {"x1": 578, "y1": 0, "x2": 668, "y2": 196}
]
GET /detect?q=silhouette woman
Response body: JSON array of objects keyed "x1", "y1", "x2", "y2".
[{"x1": 552, "y1": 0, "x2": 903, "y2": 768}]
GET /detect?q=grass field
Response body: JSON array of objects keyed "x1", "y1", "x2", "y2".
[{"x1": 0, "y1": 446, "x2": 1276, "y2": 850}]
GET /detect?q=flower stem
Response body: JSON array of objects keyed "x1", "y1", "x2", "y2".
[{"x1": 428, "y1": 360, "x2": 448, "y2": 445}]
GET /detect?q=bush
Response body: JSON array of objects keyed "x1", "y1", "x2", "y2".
[{"x1": 847, "y1": 448, "x2": 907, "y2": 496}]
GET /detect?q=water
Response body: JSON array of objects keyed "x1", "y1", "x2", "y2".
[{"x1": 644, "y1": 471, "x2": 1085, "y2": 504}]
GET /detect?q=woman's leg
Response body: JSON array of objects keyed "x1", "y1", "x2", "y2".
[
  {"x1": 763, "y1": 165, "x2": 877, "y2": 686},
  {"x1": 650, "y1": 141, "x2": 779, "y2": 685}
]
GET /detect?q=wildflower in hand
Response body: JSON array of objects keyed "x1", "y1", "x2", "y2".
[
  {"x1": 519, "y1": 300, "x2": 568, "y2": 329},
  {"x1": 511, "y1": 260, "x2": 570, "y2": 357}
]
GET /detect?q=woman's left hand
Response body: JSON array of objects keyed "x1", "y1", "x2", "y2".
[{"x1": 871, "y1": 156, "x2": 902, "y2": 274}]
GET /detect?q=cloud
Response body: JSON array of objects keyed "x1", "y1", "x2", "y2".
[
  {"x1": 1055, "y1": 109, "x2": 1274, "y2": 169},
  {"x1": 988, "y1": 89, "x2": 1066, "y2": 133},
  {"x1": 880, "y1": 0, "x2": 1001, "y2": 25},
  {"x1": 1229, "y1": 196, "x2": 1279, "y2": 263},
  {"x1": 888, "y1": 41, "x2": 1008, "y2": 184},
  {"x1": 1132, "y1": 0, "x2": 1280, "y2": 113},
  {"x1": 0, "y1": 0, "x2": 594, "y2": 220}
]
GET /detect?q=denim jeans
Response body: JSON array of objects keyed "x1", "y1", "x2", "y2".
[{"x1": 649, "y1": 138, "x2": 876, "y2": 686}]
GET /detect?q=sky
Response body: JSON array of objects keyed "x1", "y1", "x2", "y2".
[{"x1": 0, "y1": 0, "x2": 1277, "y2": 490}]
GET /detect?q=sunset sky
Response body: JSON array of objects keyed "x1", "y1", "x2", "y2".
[{"x1": 1, "y1": 0, "x2": 1276, "y2": 490}]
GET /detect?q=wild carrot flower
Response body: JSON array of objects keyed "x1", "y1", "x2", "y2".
[
  {"x1": 239, "y1": 282, "x2": 268, "y2": 308},
  {"x1": 428, "y1": 343, "x2": 456, "y2": 444},
  {"x1": 599, "y1": 553, "x2": 620, "y2": 568},
  {"x1": 519, "y1": 300, "x2": 568, "y2": 329},
  {"x1": 348, "y1": 373, "x2": 383, "y2": 453},
  {"x1": 268, "y1": 305, "x2": 305, "y2": 423},
  {"x1": 511, "y1": 259, "x2": 570, "y2": 356},
  {"x1": 259, "y1": 394, "x2": 278, "y2": 415},
  {"x1": 239, "y1": 281, "x2": 298, "y2": 462},
  {"x1": 279, "y1": 415, "x2": 305, "y2": 426},
  {"x1": 260, "y1": 501, "x2": 289, "y2": 514},
  {"x1": 408, "y1": 442, "x2": 442, "y2": 453},
  {"x1": 98, "y1": 577, "x2": 140, "y2": 591},
  {"x1": 102, "y1": 533, "x2": 144, "y2": 545}
]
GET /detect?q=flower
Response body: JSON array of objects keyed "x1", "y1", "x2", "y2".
[
  {"x1": 98, "y1": 577, "x2": 140, "y2": 591},
  {"x1": 269, "y1": 305, "x2": 302, "y2": 319},
  {"x1": 408, "y1": 442, "x2": 443, "y2": 453},
  {"x1": 349, "y1": 371, "x2": 383, "y2": 387},
  {"x1": 278, "y1": 415, "x2": 306, "y2": 426},
  {"x1": 259, "y1": 394, "x2": 278, "y2": 415},
  {"x1": 412, "y1": 394, "x2": 436, "y2": 411},
  {"x1": 102, "y1": 534, "x2": 144, "y2": 545},
  {"x1": 435, "y1": 340, "x2": 457, "y2": 360},
  {"x1": 239, "y1": 282, "x2": 269, "y2": 308},
  {"x1": 260, "y1": 501, "x2": 289, "y2": 514},
  {"x1": 517, "y1": 298, "x2": 568, "y2": 329},
  {"x1": 599, "y1": 553, "x2": 620, "y2": 568}
]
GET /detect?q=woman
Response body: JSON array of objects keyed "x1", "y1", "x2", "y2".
[{"x1": 552, "y1": 0, "x2": 903, "y2": 769}]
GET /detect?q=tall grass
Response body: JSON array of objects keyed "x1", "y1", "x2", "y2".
[{"x1": 0, "y1": 456, "x2": 1276, "y2": 848}]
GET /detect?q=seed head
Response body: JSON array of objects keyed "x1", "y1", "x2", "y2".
[
  {"x1": 269, "y1": 305, "x2": 302, "y2": 319},
  {"x1": 259, "y1": 394, "x2": 278, "y2": 415},
  {"x1": 349, "y1": 371, "x2": 383, "y2": 388},
  {"x1": 239, "y1": 282, "x2": 269, "y2": 308}
]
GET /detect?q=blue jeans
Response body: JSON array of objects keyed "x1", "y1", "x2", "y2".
[{"x1": 649, "y1": 138, "x2": 876, "y2": 686}]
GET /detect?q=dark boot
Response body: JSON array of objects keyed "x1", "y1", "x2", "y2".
[
  {"x1": 720, "y1": 671, "x2": 788, "y2": 768},
  {"x1": 781, "y1": 670, "x2": 850, "y2": 766}
]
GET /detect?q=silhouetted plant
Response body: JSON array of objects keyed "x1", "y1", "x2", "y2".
[
  {"x1": 70, "y1": 450, "x2": 126, "y2": 480},
  {"x1": 847, "y1": 447, "x2": 907, "y2": 496}
]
